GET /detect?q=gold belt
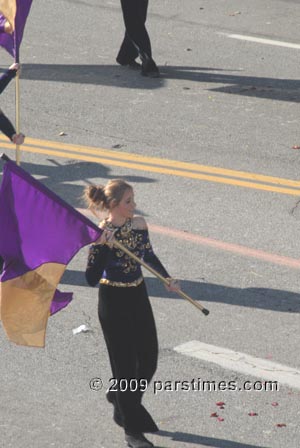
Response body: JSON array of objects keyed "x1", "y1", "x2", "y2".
[{"x1": 99, "y1": 276, "x2": 144, "y2": 288}]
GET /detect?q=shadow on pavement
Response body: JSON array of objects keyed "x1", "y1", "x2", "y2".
[
  {"x1": 157, "y1": 429, "x2": 268, "y2": 448},
  {"x1": 16, "y1": 63, "x2": 165, "y2": 90},
  {"x1": 61, "y1": 272, "x2": 300, "y2": 314},
  {"x1": 18, "y1": 160, "x2": 156, "y2": 208},
  {"x1": 160, "y1": 66, "x2": 300, "y2": 103},
  {"x1": 11, "y1": 63, "x2": 300, "y2": 102}
]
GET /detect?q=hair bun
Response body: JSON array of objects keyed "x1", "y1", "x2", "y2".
[
  {"x1": 83, "y1": 179, "x2": 131, "y2": 211},
  {"x1": 88, "y1": 185, "x2": 99, "y2": 200}
]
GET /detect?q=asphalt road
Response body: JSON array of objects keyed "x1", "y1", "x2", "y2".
[{"x1": 1, "y1": 1, "x2": 300, "y2": 447}]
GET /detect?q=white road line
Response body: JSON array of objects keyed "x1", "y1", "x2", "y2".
[
  {"x1": 174, "y1": 341, "x2": 300, "y2": 390},
  {"x1": 223, "y1": 33, "x2": 300, "y2": 50}
]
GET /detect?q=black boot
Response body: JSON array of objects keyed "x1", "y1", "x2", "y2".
[
  {"x1": 125, "y1": 431, "x2": 154, "y2": 448},
  {"x1": 141, "y1": 58, "x2": 160, "y2": 78}
]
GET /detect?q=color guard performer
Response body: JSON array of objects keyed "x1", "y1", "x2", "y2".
[{"x1": 85, "y1": 179, "x2": 179, "y2": 448}]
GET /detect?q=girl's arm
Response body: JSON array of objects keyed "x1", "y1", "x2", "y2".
[
  {"x1": 134, "y1": 216, "x2": 180, "y2": 291},
  {"x1": 0, "y1": 109, "x2": 16, "y2": 140},
  {"x1": 85, "y1": 244, "x2": 110, "y2": 286},
  {"x1": 0, "y1": 67, "x2": 16, "y2": 95},
  {"x1": 85, "y1": 228, "x2": 115, "y2": 286}
]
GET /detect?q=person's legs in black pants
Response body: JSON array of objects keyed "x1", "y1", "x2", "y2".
[
  {"x1": 98, "y1": 283, "x2": 159, "y2": 435},
  {"x1": 117, "y1": 0, "x2": 159, "y2": 76},
  {"x1": 134, "y1": 281, "x2": 158, "y2": 387}
]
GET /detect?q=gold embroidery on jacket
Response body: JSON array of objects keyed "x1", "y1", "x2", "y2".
[{"x1": 103, "y1": 219, "x2": 148, "y2": 275}]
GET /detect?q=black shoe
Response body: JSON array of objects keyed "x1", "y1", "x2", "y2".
[
  {"x1": 125, "y1": 432, "x2": 154, "y2": 448},
  {"x1": 141, "y1": 59, "x2": 160, "y2": 78}
]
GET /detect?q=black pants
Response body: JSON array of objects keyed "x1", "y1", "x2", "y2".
[
  {"x1": 98, "y1": 280, "x2": 159, "y2": 433},
  {"x1": 117, "y1": 0, "x2": 152, "y2": 63}
]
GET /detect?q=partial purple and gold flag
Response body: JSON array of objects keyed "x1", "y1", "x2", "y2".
[
  {"x1": 0, "y1": 160, "x2": 101, "y2": 347},
  {"x1": 0, "y1": 0, "x2": 16, "y2": 30},
  {"x1": 0, "y1": 0, "x2": 32, "y2": 58}
]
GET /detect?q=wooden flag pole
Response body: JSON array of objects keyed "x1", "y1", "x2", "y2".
[
  {"x1": 113, "y1": 239, "x2": 210, "y2": 316},
  {"x1": 15, "y1": 69, "x2": 21, "y2": 165},
  {"x1": 14, "y1": 14, "x2": 21, "y2": 166}
]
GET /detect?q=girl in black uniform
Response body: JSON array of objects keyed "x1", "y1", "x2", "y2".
[
  {"x1": 85, "y1": 179, "x2": 179, "y2": 448},
  {"x1": 116, "y1": 0, "x2": 160, "y2": 78}
]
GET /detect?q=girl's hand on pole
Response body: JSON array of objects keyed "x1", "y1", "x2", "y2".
[
  {"x1": 165, "y1": 278, "x2": 181, "y2": 292},
  {"x1": 11, "y1": 133, "x2": 25, "y2": 145},
  {"x1": 95, "y1": 229, "x2": 115, "y2": 248},
  {"x1": 9, "y1": 62, "x2": 20, "y2": 72}
]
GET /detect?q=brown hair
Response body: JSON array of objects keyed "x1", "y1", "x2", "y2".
[{"x1": 83, "y1": 179, "x2": 132, "y2": 211}]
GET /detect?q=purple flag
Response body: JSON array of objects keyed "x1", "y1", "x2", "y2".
[
  {"x1": 0, "y1": 0, "x2": 32, "y2": 59},
  {"x1": 0, "y1": 160, "x2": 101, "y2": 347}
]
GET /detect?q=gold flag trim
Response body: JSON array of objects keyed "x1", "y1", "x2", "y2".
[
  {"x1": 0, "y1": 0, "x2": 16, "y2": 31},
  {"x1": 0, "y1": 263, "x2": 66, "y2": 347}
]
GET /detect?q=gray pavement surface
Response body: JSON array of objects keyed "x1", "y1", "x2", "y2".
[{"x1": 1, "y1": 0, "x2": 300, "y2": 447}]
